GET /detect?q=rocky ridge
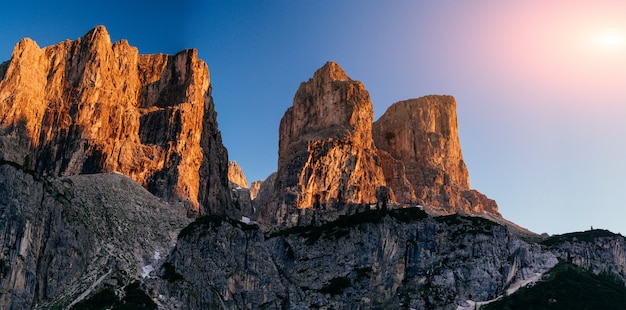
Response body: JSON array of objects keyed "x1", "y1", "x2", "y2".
[
  {"x1": 0, "y1": 26, "x2": 232, "y2": 216},
  {"x1": 152, "y1": 209, "x2": 626, "y2": 309}
]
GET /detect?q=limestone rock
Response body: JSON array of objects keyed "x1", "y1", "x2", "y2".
[
  {"x1": 227, "y1": 161, "x2": 248, "y2": 188},
  {"x1": 373, "y1": 96, "x2": 499, "y2": 216},
  {"x1": 0, "y1": 161, "x2": 190, "y2": 309},
  {"x1": 155, "y1": 216, "x2": 286, "y2": 309},
  {"x1": 273, "y1": 62, "x2": 386, "y2": 211},
  {"x1": 0, "y1": 26, "x2": 231, "y2": 216},
  {"x1": 156, "y1": 209, "x2": 561, "y2": 309},
  {"x1": 229, "y1": 184, "x2": 253, "y2": 219},
  {"x1": 373, "y1": 96, "x2": 469, "y2": 189},
  {"x1": 252, "y1": 172, "x2": 276, "y2": 221},
  {"x1": 249, "y1": 180, "x2": 263, "y2": 200}
]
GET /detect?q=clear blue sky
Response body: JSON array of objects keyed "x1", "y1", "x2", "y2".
[{"x1": 2, "y1": 1, "x2": 626, "y2": 236}]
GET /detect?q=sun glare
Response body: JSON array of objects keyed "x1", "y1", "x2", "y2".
[{"x1": 591, "y1": 29, "x2": 625, "y2": 50}]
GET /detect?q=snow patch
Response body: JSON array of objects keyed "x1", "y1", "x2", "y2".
[
  {"x1": 241, "y1": 216, "x2": 251, "y2": 224},
  {"x1": 153, "y1": 251, "x2": 161, "y2": 260},
  {"x1": 456, "y1": 272, "x2": 544, "y2": 309},
  {"x1": 141, "y1": 265, "x2": 154, "y2": 278}
]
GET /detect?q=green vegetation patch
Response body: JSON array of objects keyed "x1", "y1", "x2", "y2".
[
  {"x1": 266, "y1": 207, "x2": 427, "y2": 245},
  {"x1": 116, "y1": 281, "x2": 157, "y2": 310},
  {"x1": 435, "y1": 214, "x2": 499, "y2": 235},
  {"x1": 481, "y1": 261, "x2": 626, "y2": 310},
  {"x1": 70, "y1": 282, "x2": 156, "y2": 310},
  {"x1": 320, "y1": 276, "x2": 351, "y2": 296},
  {"x1": 161, "y1": 262, "x2": 184, "y2": 282},
  {"x1": 70, "y1": 286, "x2": 118, "y2": 310},
  {"x1": 178, "y1": 214, "x2": 259, "y2": 239},
  {"x1": 540, "y1": 229, "x2": 624, "y2": 247}
]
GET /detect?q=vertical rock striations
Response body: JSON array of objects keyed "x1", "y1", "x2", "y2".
[
  {"x1": 0, "y1": 162, "x2": 190, "y2": 309},
  {"x1": 373, "y1": 96, "x2": 499, "y2": 216},
  {"x1": 275, "y1": 62, "x2": 386, "y2": 209},
  {"x1": 0, "y1": 26, "x2": 231, "y2": 215}
]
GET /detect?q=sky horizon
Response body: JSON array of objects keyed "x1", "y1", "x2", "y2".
[{"x1": 2, "y1": 1, "x2": 625, "y2": 236}]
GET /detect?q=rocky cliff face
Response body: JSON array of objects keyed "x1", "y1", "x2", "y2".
[
  {"x1": 275, "y1": 62, "x2": 386, "y2": 209},
  {"x1": 0, "y1": 161, "x2": 190, "y2": 309},
  {"x1": 0, "y1": 26, "x2": 231, "y2": 215},
  {"x1": 153, "y1": 209, "x2": 565, "y2": 309},
  {"x1": 227, "y1": 161, "x2": 248, "y2": 188},
  {"x1": 259, "y1": 62, "x2": 387, "y2": 226},
  {"x1": 258, "y1": 63, "x2": 500, "y2": 226},
  {"x1": 249, "y1": 180, "x2": 262, "y2": 200},
  {"x1": 373, "y1": 97, "x2": 469, "y2": 190},
  {"x1": 373, "y1": 96, "x2": 499, "y2": 216}
]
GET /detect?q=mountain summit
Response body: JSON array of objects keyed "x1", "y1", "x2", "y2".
[
  {"x1": 0, "y1": 25, "x2": 232, "y2": 216},
  {"x1": 257, "y1": 62, "x2": 500, "y2": 226}
]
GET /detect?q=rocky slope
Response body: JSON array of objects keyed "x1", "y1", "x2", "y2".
[
  {"x1": 0, "y1": 26, "x2": 231, "y2": 216},
  {"x1": 0, "y1": 161, "x2": 190, "y2": 309},
  {"x1": 373, "y1": 97, "x2": 499, "y2": 215}
]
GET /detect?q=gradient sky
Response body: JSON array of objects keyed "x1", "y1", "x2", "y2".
[{"x1": 2, "y1": 1, "x2": 625, "y2": 236}]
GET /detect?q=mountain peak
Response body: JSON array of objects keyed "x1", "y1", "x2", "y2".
[
  {"x1": 0, "y1": 26, "x2": 232, "y2": 216},
  {"x1": 313, "y1": 61, "x2": 350, "y2": 82},
  {"x1": 81, "y1": 25, "x2": 112, "y2": 46}
]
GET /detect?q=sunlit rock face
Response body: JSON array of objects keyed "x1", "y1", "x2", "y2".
[
  {"x1": 275, "y1": 62, "x2": 386, "y2": 209},
  {"x1": 0, "y1": 26, "x2": 231, "y2": 215},
  {"x1": 228, "y1": 161, "x2": 248, "y2": 188},
  {"x1": 373, "y1": 96, "x2": 500, "y2": 216},
  {"x1": 249, "y1": 180, "x2": 263, "y2": 200}
]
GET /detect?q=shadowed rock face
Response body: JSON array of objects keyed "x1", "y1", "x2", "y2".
[
  {"x1": 0, "y1": 26, "x2": 231, "y2": 215},
  {"x1": 0, "y1": 162, "x2": 191, "y2": 309},
  {"x1": 275, "y1": 62, "x2": 386, "y2": 209}
]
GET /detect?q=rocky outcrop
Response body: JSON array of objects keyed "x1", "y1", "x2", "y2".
[
  {"x1": 0, "y1": 161, "x2": 190, "y2": 309},
  {"x1": 543, "y1": 231, "x2": 626, "y2": 282},
  {"x1": 276, "y1": 62, "x2": 386, "y2": 208},
  {"x1": 155, "y1": 209, "x2": 559, "y2": 309},
  {"x1": 0, "y1": 26, "x2": 231, "y2": 215},
  {"x1": 154, "y1": 216, "x2": 286, "y2": 309},
  {"x1": 227, "y1": 161, "x2": 248, "y2": 189},
  {"x1": 257, "y1": 63, "x2": 501, "y2": 226},
  {"x1": 260, "y1": 62, "x2": 386, "y2": 226},
  {"x1": 249, "y1": 180, "x2": 262, "y2": 200},
  {"x1": 373, "y1": 96, "x2": 468, "y2": 190},
  {"x1": 373, "y1": 96, "x2": 499, "y2": 216}
]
